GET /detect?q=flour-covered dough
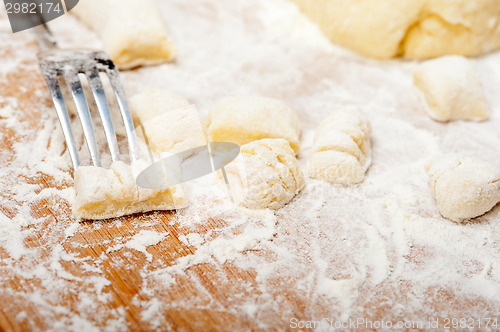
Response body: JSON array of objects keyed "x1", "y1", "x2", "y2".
[
  {"x1": 414, "y1": 56, "x2": 489, "y2": 122},
  {"x1": 225, "y1": 139, "x2": 304, "y2": 210},
  {"x1": 72, "y1": 0, "x2": 176, "y2": 69},
  {"x1": 130, "y1": 90, "x2": 206, "y2": 154},
  {"x1": 426, "y1": 154, "x2": 500, "y2": 222},
  {"x1": 73, "y1": 161, "x2": 187, "y2": 220},
  {"x1": 291, "y1": 0, "x2": 500, "y2": 59},
  {"x1": 308, "y1": 106, "x2": 371, "y2": 184},
  {"x1": 204, "y1": 97, "x2": 301, "y2": 153}
]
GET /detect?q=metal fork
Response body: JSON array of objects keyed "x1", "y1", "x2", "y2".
[{"x1": 35, "y1": 23, "x2": 138, "y2": 168}]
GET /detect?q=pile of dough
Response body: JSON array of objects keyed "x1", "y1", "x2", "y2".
[
  {"x1": 72, "y1": 0, "x2": 176, "y2": 69},
  {"x1": 130, "y1": 90, "x2": 206, "y2": 154},
  {"x1": 291, "y1": 0, "x2": 500, "y2": 59},
  {"x1": 308, "y1": 106, "x2": 371, "y2": 184},
  {"x1": 426, "y1": 154, "x2": 500, "y2": 222},
  {"x1": 225, "y1": 139, "x2": 305, "y2": 210},
  {"x1": 414, "y1": 56, "x2": 489, "y2": 122},
  {"x1": 204, "y1": 96, "x2": 301, "y2": 154},
  {"x1": 73, "y1": 161, "x2": 187, "y2": 220}
]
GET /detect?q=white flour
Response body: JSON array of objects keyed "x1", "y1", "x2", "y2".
[
  {"x1": 1, "y1": 0, "x2": 500, "y2": 330},
  {"x1": 109, "y1": 230, "x2": 167, "y2": 262}
]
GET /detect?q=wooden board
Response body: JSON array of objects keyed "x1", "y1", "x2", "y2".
[{"x1": 1, "y1": 4, "x2": 500, "y2": 332}]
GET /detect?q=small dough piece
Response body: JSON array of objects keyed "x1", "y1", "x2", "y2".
[
  {"x1": 291, "y1": 0, "x2": 500, "y2": 59},
  {"x1": 204, "y1": 97, "x2": 301, "y2": 154},
  {"x1": 225, "y1": 139, "x2": 305, "y2": 210},
  {"x1": 73, "y1": 161, "x2": 187, "y2": 220},
  {"x1": 308, "y1": 106, "x2": 371, "y2": 184},
  {"x1": 130, "y1": 90, "x2": 206, "y2": 154},
  {"x1": 413, "y1": 55, "x2": 489, "y2": 122},
  {"x1": 72, "y1": 0, "x2": 176, "y2": 69},
  {"x1": 425, "y1": 154, "x2": 500, "y2": 222}
]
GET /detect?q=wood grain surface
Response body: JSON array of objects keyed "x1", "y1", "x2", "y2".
[{"x1": 1, "y1": 5, "x2": 500, "y2": 332}]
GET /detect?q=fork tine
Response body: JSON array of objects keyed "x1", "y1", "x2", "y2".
[
  {"x1": 63, "y1": 68, "x2": 101, "y2": 167},
  {"x1": 86, "y1": 67, "x2": 120, "y2": 163},
  {"x1": 39, "y1": 50, "x2": 140, "y2": 168},
  {"x1": 40, "y1": 70, "x2": 80, "y2": 168},
  {"x1": 105, "y1": 67, "x2": 139, "y2": 163}
]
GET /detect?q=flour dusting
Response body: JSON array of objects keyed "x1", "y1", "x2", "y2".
[{"x1": 1, "y1": 0, "x2": 500, "y2": 330}]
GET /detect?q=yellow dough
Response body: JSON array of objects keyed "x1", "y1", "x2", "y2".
[
  {"x1": 426, "y1": 154, "x2": 500, "y2": 222},
  {"x1": 204, "y1": 96, "x2": 301, "y2": 154},
  {"x1": 308, "y1": 106, "x2": 371, "y2": 184},
  {"x1": 413, "y1": 55, "x2": 489, "y2": 122},
  {"x1": 72, "y1": 0, "x2": 176, "y2": 69},
  {"x1": 225, "y1": 139, "x2": 305, "y2": 210},
  {"x1": 73, "y1": 161, "x2": 187, "y2": 220},
  {"x1": 130, "y1": 90, "x2": 206, "y2": 154},
  {"x1": 291, "y1": 0, "x2": 500, "y2": 59}
]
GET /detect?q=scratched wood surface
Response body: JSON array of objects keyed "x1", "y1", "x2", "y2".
[{"x1": 1, "y1": 6, "x2": 500, "y2": 332}]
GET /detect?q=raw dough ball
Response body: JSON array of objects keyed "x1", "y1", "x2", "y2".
[
  {"x1": 72, "y1": 0, "x2": 176, "y2": 69},
  {"x1": 204, "y1": 96, "x2": 301, "y2": 153},
  {"x1": 308, "y1": 106, "x2": 371, "y2": 184},
  {"x1": 130, "y1": 90, "x2": 206, "y2": 154},
  {"x1": 291, "y1": 0, "x2": 500, "y2": 59},
  {"x1": 73, "y1": 161, "x2": 187, "y2": 220},
  {"x1": 414, "y1": 55, "x2": 489, "y2": 122},
  {"x1": 426, "y1": 154, "x2": 500, "y2": 222},
  {"x1": 225, "y1": 139, "x2": 305, "y2": 210}
]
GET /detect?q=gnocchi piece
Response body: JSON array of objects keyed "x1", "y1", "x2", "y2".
[
  {"x1": 204, "y1": 96, "x2": 301, "y2": 154},
  {"x1": 413, "y1": 55, "x2": 489, "y2": 122},
  {"x1": 308, "y1": 106, "x2": 371, "y2": 184},
  {"x1": 130, "y1": 90, "x2": 206, "y2": 154},
  {"x1": 73, "y1": 161, "x2": 187, "y2": 220},
  {"x1": 425, "y1": 154, "x2": 500, "y2": 222},
  {"x1": 225, "y1": 139, "x2": 305, "y2": 210},
  {"x1": 72, "y1": 0, "x2": 176, "y2": 69}
]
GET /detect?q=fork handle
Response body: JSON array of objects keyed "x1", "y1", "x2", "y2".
[{"x1": 34, "y1": 24, "x2": 58, "y2": 52}]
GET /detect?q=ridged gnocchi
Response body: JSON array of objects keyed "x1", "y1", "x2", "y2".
[
  {"x1": 225, "y1": 139, "x2": 305, "y2": 210},
  {"x1": 73, "y1": 161, "x2": 187, "y2": 220},
  {"x1": 308, "y1": 106, "x2": 371, "y2": 184}
]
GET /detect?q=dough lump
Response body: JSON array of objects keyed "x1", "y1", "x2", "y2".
[
  {"x1": 73, "y1": 161, "x2": 187, "y2": 220},
  {"x1": 72, "y1": 0, "x2": 176, "y2": 69},
  {"x1": 291, "y1": 0, "x2": 500, "y2": 59},
  {"x1": 414, "y1": 55, "x2": 489, "y2": 122},
  {"x1": 225, "y1": 139, "x2": 305, "y2": 210},
  {"x1": 426, "y1": 154, "x2": 500, "y2": 222},
  {"x1": 308, "y1": 106, "x2": 371, "y2": 184},
  {"x1": 204, "y1": 97, "x2": 301, "y2": 154},
  {"x1": 130, "y1": 90, "x2": 206, "y2": 154}
]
